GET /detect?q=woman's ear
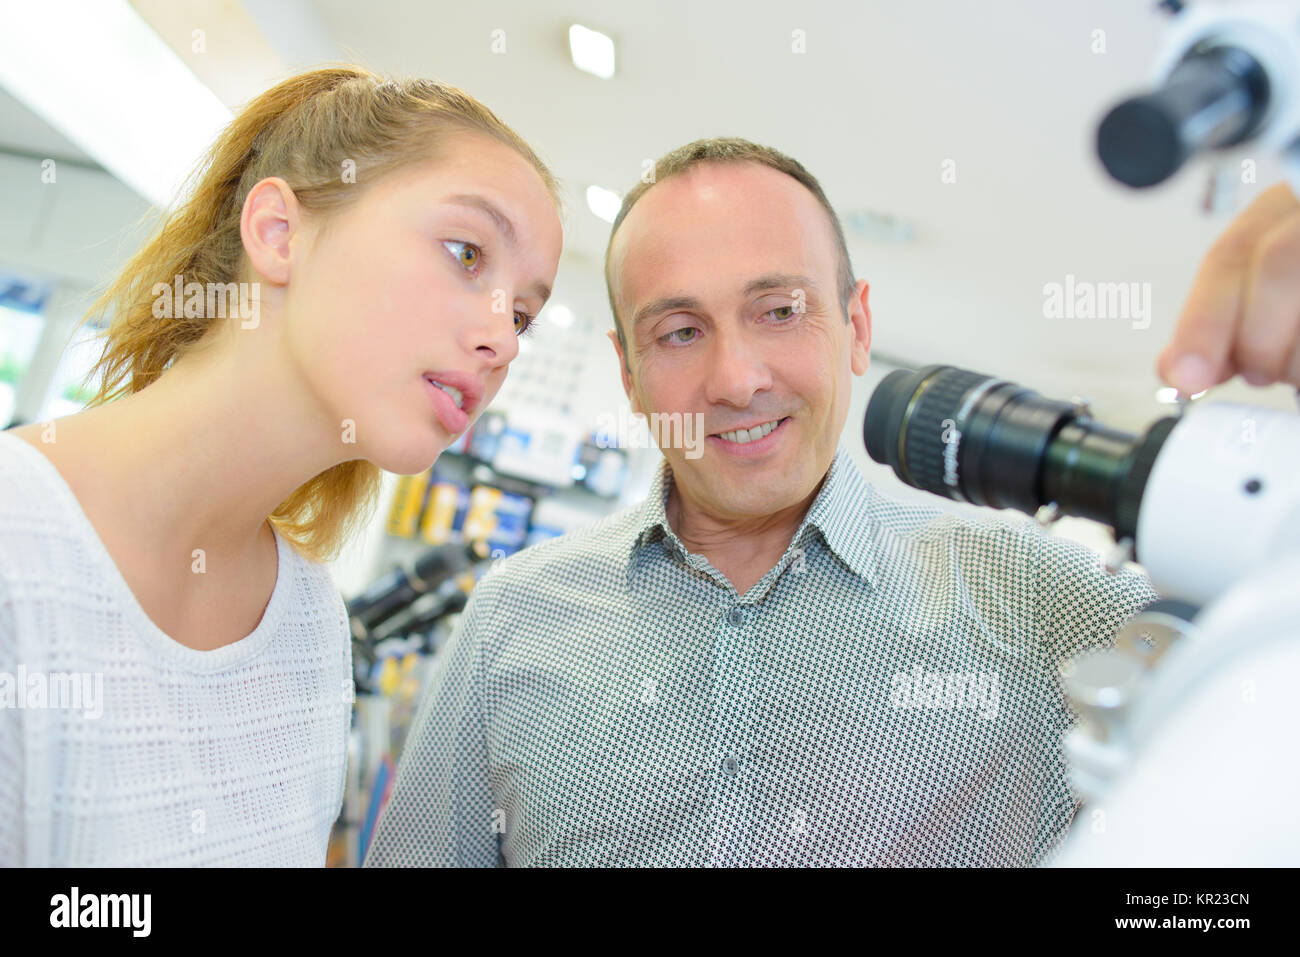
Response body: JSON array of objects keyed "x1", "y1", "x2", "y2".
[{"x1": 240, "y1": 177, "x2": 299, "y2": 286}]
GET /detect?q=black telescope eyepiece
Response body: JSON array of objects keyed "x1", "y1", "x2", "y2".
[
  {"x1": 864, "y1": 365, "x2": 1178, "y2": 553},
  {"x1": 1098, "y1": 43, "x2": 1271, "y2": 188}
]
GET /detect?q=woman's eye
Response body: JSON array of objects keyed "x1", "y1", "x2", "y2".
[
  {"x1": 443, "y1": 240, "x2": 482, "y2": 272},
  {"x1": 514, "y1": 311, "x2": 535, "y2": 337}
]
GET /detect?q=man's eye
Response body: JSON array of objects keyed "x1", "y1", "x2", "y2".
[
  {"x1": 767, "y1": 305, "x2": 796, "y2": 321},
  {"x1": 662, "y1": 327, "x2": 699, "y2": 345},
  {"x1": 443, "y1": 240, "x2": 482, "y2": 272}
]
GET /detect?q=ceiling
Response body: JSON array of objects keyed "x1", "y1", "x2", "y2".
[
  {"x1": 0, "y1": 84, "x2": 97, "y2": 167},
  {"x1": 3, "y1": 0, "x2": 1298, "y2": 431}
]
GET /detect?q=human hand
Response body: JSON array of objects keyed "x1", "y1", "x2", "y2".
[{"x1": 1158, "y1": 182, "x2": 1300, "y2": 393}]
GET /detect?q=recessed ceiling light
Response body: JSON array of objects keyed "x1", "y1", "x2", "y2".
[
  {"x1": 586, "y1": 185, "x2": 621, "y2": 223},
  {"x1": 569, "y1": 24, "x2": 615, "y2": 79}
]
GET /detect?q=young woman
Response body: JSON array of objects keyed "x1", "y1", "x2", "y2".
[{"x1": 0, "y1": 67, "x2": 563, "y2": 865}]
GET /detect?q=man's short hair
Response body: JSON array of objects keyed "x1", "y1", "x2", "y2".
[{"x1": 603, "y1": 137, "x2": 856, "y2": 357}]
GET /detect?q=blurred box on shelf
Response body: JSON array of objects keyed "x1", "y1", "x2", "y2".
[
  {"x1": 525, "y1": 524, "x2": 565, "y2": 547},
  {"x1": 524, "y1": 497, "x2": 606, "y2": 546},
  {"x1": 575, "y1": 441, "x2": 628, "y2": 498},
  {"x1": 489, "y1": 408, "x2": 584, "y2": 488},
  {"x1": 418, "y1": 480, "x2": 469, "y2": 545},
  {"x1": 463, "y1": 484, "x2": 534, "y2": 557},
  {"x1": 466, "y1": 409, "x2": 507, "y2": 461},
  {"x1": 385, "y1": 469, "x2": 433, "y2": 539},
  {"x1": 447, "y1": 423, "x2": 474, "y2": 456}
]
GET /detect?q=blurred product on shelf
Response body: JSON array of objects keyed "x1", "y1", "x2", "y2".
[
  {"x1": 463, "y1": 484, "x2": 532, "y2": 557},
  {"x1": 575, "y1": 441, "x2": 628, "y2": 497},
  {"x1": 419, "y1": 480, "x2": 468, "y2": 544}
]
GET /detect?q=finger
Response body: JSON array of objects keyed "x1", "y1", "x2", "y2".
[
  {"x1": 1286, "y1": 336, "x2": 1300, "y2": 386},
  {"x1": 1156, "y1": 249, "x2": 1246, "y2": 393},
  {"x1": 1234, "y1": 208, "x2": 1300, "y2": 386},
  {"x1": 1158, "y1": 184, "x2": 1300, "y2": 392}
]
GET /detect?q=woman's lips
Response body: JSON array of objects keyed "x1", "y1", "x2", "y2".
[{"x1": 423, "y1": 375, "x2": 470, "y2": 433}]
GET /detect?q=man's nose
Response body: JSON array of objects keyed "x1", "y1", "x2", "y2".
[{"x1": 704, "y1": 327, "x2": 772, "y2": 407}]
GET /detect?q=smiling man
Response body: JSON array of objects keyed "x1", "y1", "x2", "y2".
[{"x1": 364, "y1": 138, "x2": 1159, "y2": 867}]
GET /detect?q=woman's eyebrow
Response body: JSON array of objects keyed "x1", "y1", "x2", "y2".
[
  {"x1": 446, "y1": 193, "x2": 518, "y2": 250},
  {"x1": 445, "y1": 193, "x2": 550, "y2": 304},
  {"x1": 527, "y1": 281, "x2": 552, "y2": 308}
]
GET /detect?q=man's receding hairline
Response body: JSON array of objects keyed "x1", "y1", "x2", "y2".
[
  {"x1": 611, "y1": 156, "x2": 807, "y2": 244},
  {"x1": 607, "y1": 157, "x2": 849, "y2": 335},
  {"x1": 606, "y1": 221, "x2": 630, "y2": 330}
]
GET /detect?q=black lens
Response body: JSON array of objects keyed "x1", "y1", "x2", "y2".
[
  {"x1": 863, "y1": 365, "x2": 1176, "y2": 547},
  {"x1": 1097, "y1": 44, "x2": 1270, "y2": 189}
]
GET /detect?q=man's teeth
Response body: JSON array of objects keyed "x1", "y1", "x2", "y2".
[
  {"x1": 429, "y1": 379, "x2": 465, "y2": 410},
  {"x1": 716, "y1": 419, "x2": 781, "y2": 444}
]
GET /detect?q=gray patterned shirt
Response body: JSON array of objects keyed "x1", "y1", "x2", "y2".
[{"x1": 364, "y1": 448, "x2": 1158, "y2": 867}]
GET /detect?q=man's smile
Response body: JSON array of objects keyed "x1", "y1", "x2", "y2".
[{"x1": 707, "y1": 415, "x2": 792, "y2": 454}]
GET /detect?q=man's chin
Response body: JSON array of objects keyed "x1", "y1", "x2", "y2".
[{"x1": 675, "y1": 458, "x2": 817, "y2": 516}]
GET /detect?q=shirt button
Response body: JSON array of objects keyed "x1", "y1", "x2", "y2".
[
  {"x1": 721, "y1": 755, "x2": 739, "y2": 776},
  {"x1": 728, "y1": 606, "x2": 746, "y2": 626}
]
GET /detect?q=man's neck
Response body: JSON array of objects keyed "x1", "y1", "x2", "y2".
[{"x1": 664, "y1": 471, "x2": 826, "y2": 596}]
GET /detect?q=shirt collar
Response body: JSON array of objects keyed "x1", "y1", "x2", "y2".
[
  {"x1": 630, "y1": 457, "x2": 674, "y2": 552},
  {"x1": 628, "y1": 447, "x2": 878, "y2": 587},
  {"x1": 802, "y1": 447, "x2": 879, "y2": 586}
]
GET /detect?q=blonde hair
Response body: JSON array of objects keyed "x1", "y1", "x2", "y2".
[{"x1": 80, "y1": 66, "x2": 560, "y2": 562}]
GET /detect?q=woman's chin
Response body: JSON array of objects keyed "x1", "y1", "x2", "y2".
[{"x1": 370, "y1": 435, "x2": 450, "y2": 476}]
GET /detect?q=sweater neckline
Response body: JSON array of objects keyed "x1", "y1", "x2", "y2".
[{"x1": 0, "y1": 428, "x2": 294, "y2": 673}]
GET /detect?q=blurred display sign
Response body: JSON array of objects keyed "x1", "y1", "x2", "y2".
[
  {"x1": 489, "y1": 408, "x2": 584, "y2": 488},
  {"x1": 0, "y1": 275, "x2": 52, "y2": 314}
]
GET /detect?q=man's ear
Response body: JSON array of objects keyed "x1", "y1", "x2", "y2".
[
  {"x1": 848, "y1": 278, "x2": 872, "y2": 376},
  {"x1": 607, "y1": 328, "x2": 642, "y2": 414}
]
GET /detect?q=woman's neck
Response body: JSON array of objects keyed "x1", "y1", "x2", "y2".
[{"x1": 59, "y1": 330, "x2": 346, "y2": 556}]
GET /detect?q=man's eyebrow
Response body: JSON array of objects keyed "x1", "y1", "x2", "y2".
[
  {"x1": 742, "y1": 273, "x2": 819, "y2": 297},
  {"x1": 628, "y1": 275, "x2": 819, "y2": 328},
  {"x1": 631, "y1": 295, "x2": 703, "y2": 328},
  {"x1": 446, "y1": 194, "x2": 518, "y2": 250}
]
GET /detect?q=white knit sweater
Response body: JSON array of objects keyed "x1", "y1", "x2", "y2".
[{"x1": 0, "y1": 430, "x2": 352, "y2": 866}]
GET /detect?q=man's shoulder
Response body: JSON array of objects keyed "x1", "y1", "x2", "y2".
[
  {"x1": 861, "y1": 482, "x2": 1158, "y2": 647},
  {"x1": 450, "y1": 503, "x2": 646, "y2": 653},
  {"x1": 861, "y1": 481, "x2": 1045, "y2": 552},
  {"x1": 860, "y1": 481, "x2": 1153, "y2": 593}
]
